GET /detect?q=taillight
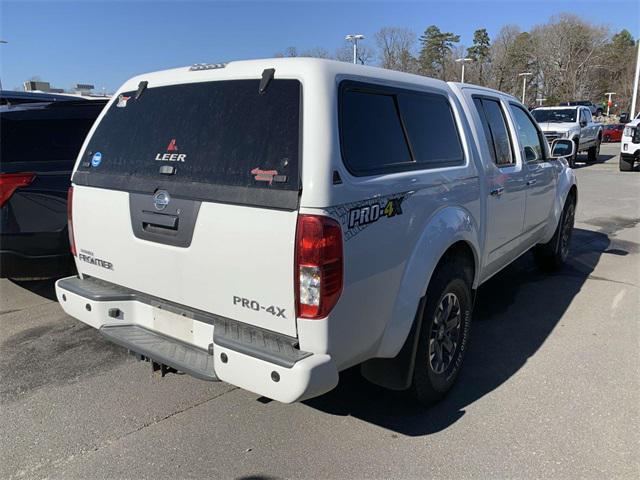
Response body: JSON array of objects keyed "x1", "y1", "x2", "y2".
[
  {"x1": 295, "y1": 214, "x2": 343, "y2": 319},
  {"x1": 0, "y1": 172, "x2": 35, "y2": 208},
  {"x1": 67, "y1": 186, "x2": 77, "y2": 256}
]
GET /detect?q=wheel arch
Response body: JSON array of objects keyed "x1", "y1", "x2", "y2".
[{"x1": 360, "y1": 206, "x2": 480, "y2": 390}]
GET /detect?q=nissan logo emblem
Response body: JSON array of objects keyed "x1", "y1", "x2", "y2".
[{"x1": 153, "y1": 190, "x2": 170, "y2": 211}]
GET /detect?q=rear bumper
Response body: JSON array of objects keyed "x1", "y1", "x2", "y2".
[{"x1": 55, "y1": 276, "x2": 338, "y2": 403}]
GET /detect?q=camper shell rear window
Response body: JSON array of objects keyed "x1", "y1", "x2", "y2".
[{"x1": 74, "y1": 79, "x2": 301, "y2": 210}]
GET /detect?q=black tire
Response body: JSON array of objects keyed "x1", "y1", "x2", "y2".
[
  {"x1": 533, "y1": 195, "x2": 576, "y2": 271},
  {"x1": 587, "y1": 138, "x2": 600, "y2": 163},
  {"x1": 569, "y1": 139, "x2": 579, "y2": 168},
  {"x1": 619, "y1": 156, "x2": 634, "y2": 172},
  {"x1": 410, "y1": 257, "x2": 473, "y2": 407}
]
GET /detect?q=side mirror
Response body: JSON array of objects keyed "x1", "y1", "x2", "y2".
[
  {"x1": 580, "y1": 120, "x2": 587, "y2": 127},
  {"x1": 550, "y1": 139, "x2": 575, "y2": 159}
]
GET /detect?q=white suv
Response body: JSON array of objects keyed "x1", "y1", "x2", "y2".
[{"x1": 56, "y1": 58, "x2": 577, "y2": 406}]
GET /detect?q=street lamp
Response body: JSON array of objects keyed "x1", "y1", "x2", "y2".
[
  {"x1": 604, "y1": 92, "x2": 616, "y2": 116},
  {"x1": 345, "y1": 34, "x2": 365, "y2": 65},
  {"x1": 631, "y1": 40, "x2": 640, "y2": 119},
  {"x1": 455, "y1": 58, "x2": 472, "y2": 83},
  {"x1": 0, "y1": 40, "x2": 7, "y2": 92},
  {"x1": 518, "y1": 72, "x2": 532, "y2": 104}
]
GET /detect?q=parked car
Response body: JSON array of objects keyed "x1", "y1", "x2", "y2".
[
  {"x1": 531, "y1": 106, "x2": 603, "y2": 167},
  {"x1": 603, "y1": 124, "x2": 625, "y2": 143},
  {"x1": 620, "y1": 118, "x2": 640, "y2": 171},
  {"x1": 0, "y1": 92, "x2": 107, "y2": 278},
  {"x1": 55, "y1": 59, "x2": 577, "y2": 406},
  {"x1": 560, "y1": 100, "x2": 604, "y2": 117}
]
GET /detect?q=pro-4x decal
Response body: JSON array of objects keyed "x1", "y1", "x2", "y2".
[{"x1": 326, "y1": 191, "x2": 413, "y2": 241}]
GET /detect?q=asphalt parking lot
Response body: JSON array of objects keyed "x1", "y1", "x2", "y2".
[{"x1": 1, "y1": 142, "x2": 638, "y2": 479}]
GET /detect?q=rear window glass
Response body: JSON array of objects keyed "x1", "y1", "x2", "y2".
[
  {"x1": 78, "y1": 79, "x2": 301, "y2": 191},
  {"x1": 340, "y1": 82, "x2": 464, "y2": 176},
  {"x1": 1, "y1": 102, "x2": 104, "y2": 164}
]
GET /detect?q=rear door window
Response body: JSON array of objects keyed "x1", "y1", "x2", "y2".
[
  {"x1": 75, "y1": 79, "x2": 301, "y2": 208},
  {"x1": 473, "y1": 97, "x2": 515, "y2": 167}
]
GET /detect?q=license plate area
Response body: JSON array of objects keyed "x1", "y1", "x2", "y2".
[{"x1": 152, "y1": 306, "x2": 194, "y2": 345}]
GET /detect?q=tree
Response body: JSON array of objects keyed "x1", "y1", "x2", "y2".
[
  {"x1": 418, "y1": 25, "x2": 460, "y2": 80},
  {"x1": 466, "y1": 28, "x2": 491, "y2": 85},
  {"x1": 374, "y1": 27, "x2": 417, "y2": 73}
]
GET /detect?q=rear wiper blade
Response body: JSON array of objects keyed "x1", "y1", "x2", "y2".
[
  {"x1": 135, "y1": 81, "x2": 148, "y2": 100},
  {"x1": 259, "y1": 68, "x2": 275, "y2": 94}
]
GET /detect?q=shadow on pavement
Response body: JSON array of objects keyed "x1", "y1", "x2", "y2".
[
  {"x1": 9, "y1": 278, "x2": 58, "y2": 301},
  {"x1": 572, "y1": 153, "x2": 615, "y2": 169},
  {"x1": 305, "y1": 228, "x2": 611, "y2": 436}
]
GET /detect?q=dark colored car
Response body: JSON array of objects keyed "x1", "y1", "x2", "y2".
[
  {"x1": 560, "y1": 100, "x2": 604, "y2": 117},
  {"x1": 603, "y1": 124, "x2": 624, "y2": 143},
  {"x1": 0, "y1": 91, "x2": 107, "y2": 278}
]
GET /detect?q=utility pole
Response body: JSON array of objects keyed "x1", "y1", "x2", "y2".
[
  {"x1": 631, "y1": 40, "x2": 640, "y2": 119},
  {"x1": 0, "y1": 40, "x2": 7, "y2": 92},
  {"x1": 345, "y1": 34, "x2": 365, "y2": 64},
  {"x1": 455, "y1": 58, "x2": 472, "y2": 83},
  {"x1": 604, "y1": 92, "x2": 616, "y2": 116},
  {"x1": 518, "y1": 72, "x2": 532, "y2": 104}
]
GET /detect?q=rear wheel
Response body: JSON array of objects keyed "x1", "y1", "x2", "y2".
[
  {"x1": 619, "y1": 156, "x2": 634, "y2": 172},
  {"x1": 587, "y1": 138, "x2": 600, "y2": 163},
  {"x1": 534, "y1": 196, "x2": 575, "y2": 271},
  {"x1": 410, "y1": 258, "x2": 473, "y2": 407}
]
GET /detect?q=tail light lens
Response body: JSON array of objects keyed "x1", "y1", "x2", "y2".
[
  {"x1": 295, "y1": 214, "x2": 343, "y2": 319},
  {"x1": 67, "y1": 186, "x2": 77, "y2": 256},
  {"x1": 0, "y1": 172, "x2": 35, "y2": 208}
]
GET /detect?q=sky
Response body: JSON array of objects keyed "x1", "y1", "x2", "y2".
[{"x1": 1, "y1": 0, "x2": 638, "y2": 93}]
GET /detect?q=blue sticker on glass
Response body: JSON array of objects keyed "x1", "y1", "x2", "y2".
[{"x1": 91, "y1": 152, "x2": 102, "y2": 167}]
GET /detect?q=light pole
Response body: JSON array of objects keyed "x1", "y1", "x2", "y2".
[
  {"x1": 345, "y1": 34, "x2": 365, "y2": 65},
  {"x1": 0, "y1": 40, "x2": 7, "y2": 92},
  {"x1": 518, "y1": 72, "x2": 532, "y2": 104},
  {"x1": 455, "y1": 58, "x2": 472, "y2": 83},
  {"x1": 604, "y1": 92, "x2": 616, "y2": 116},
  {"x1": 631, "y1": 40, "x2": 640, "y2": 119}
]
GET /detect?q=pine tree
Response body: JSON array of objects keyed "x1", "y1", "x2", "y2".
[
  {"x1": 418, "y1": 25, "x2": 460, "y2": 80},
  {"x1": 467, "y1": 28, "x2": 491, "y2": 85}
]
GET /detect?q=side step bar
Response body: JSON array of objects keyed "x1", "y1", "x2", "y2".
[{"x1": 100, "y1": 324, "x2": 218, "y2": 381}]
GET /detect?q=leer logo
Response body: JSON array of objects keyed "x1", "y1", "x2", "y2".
[{"x1": 155, "y1": 138, "x2": 186, "y2": 162}]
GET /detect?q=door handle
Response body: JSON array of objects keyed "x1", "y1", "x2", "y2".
[
  {"x1": 490, "y1": 186, "x2": 505, "y2": 196},
  {"x1": 526, "y1": 179, "x2": 538, "y2": 186}
]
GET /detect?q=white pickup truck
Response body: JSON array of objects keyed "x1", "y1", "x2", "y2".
[
  {"x1": 620, "y1": 117, "x2": 640, "y2": 171},
  {"x1": 56, "y1": 59, "x2": 577, "y2": 406},
  {"x1": 532, "y1": 106, "x2": 603, "y2": 168}
]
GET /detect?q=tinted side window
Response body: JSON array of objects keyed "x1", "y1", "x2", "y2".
[
  {"x1": 511, "y1": 105, "x2": 545, "y2": 162},
  {"x1": 341, "y1": 90, "x2": 412, "y2": 174},
  {"x1": 473, "y1": 97, "x2": 514, "y2": 166},
  {"x1": 398, "y1": 93, "x2": 464, "y2": 168}
]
